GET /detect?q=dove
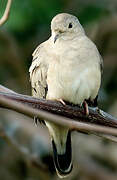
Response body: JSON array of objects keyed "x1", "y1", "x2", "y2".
[{"x1": 29, "y1": 13, "x2": 102, "y2": 178}]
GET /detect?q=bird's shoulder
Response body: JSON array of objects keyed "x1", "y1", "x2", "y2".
[
  {"x1": 33, "y1": 39, "x2": 50, "y2": 62},
  {"x1": 29, "y1": 39, "x2": 50, "y2": 76}
]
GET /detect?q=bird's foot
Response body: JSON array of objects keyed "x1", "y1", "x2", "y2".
[
  {"x1": 82, "y1": 100, "x2": 89, "y2": 116},
  {"x1": 57, "y1": 99, "x2": 66, "y2": 105}
]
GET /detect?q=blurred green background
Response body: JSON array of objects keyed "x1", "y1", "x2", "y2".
[{"x1": 1, "y1": 0, "x2": 117, "y2": 179}]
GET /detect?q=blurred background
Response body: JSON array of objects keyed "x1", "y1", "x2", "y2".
[{"x1": 0, "y1": 0, "x2": 117, "y2": 179}]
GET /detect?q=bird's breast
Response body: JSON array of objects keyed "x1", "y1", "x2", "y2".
[{"x1": 47, "y1": 57, "x2": 101, "y2": 105}]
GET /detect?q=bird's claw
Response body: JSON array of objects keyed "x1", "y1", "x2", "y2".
[{"x1": 57, "y1": 99, "x2": 66, "y2": 105}]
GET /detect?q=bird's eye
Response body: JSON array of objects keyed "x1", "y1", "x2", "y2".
[{"x1": 68, "y1": 23, "x2": 72, "y2": 28}]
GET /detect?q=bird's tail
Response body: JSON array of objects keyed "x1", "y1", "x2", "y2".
[
  {"x1": 45, "y1": 122, "x2": 72, "y2": 178},
  {"x1": 52, "y1": 131, "x2": 72, "y2": 178}
]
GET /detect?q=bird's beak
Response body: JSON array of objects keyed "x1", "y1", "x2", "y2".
[{"x1": 54, "y1": 34, "x2": 59, "y2": 43}]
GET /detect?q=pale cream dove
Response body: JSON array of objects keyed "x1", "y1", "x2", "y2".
[{"x1": 29, "y1": 13, "x2": 103, "y2": 178}]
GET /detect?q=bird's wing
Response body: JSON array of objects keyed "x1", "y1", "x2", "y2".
[
  {"x1": 29, "y1": 41, "x2": 49, "y2": 98},
  {"x1": 99, "y1": 55, "x2": 103, "y2": 75}
]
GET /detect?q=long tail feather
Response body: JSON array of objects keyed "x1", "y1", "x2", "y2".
[{"x1": 52, "y1": 131, "x2": 72, "y2": 178}]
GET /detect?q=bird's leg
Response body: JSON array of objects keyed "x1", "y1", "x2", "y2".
[
  {"x1": 82, "y1": 100, "x2": 89, "y2": 116},
  {"x1": 57, "y1": 98, "x2": 66, "y2": 105}
]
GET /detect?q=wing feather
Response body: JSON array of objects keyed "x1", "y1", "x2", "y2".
[
  {"x1": 29, "y1": 42, "x2": 48, "y2": 98},
  {"x1": 99, "y1": 55, "x2": 103, "y2": 75}
]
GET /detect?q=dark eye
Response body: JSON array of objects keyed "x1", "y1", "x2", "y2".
[{"x1": 68, "y1": 23, "x2": 72, "y2": 28}]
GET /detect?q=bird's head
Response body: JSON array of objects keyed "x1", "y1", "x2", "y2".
[{"x1": 51, "y1": 13, "x2": 85, "y2": 43}]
